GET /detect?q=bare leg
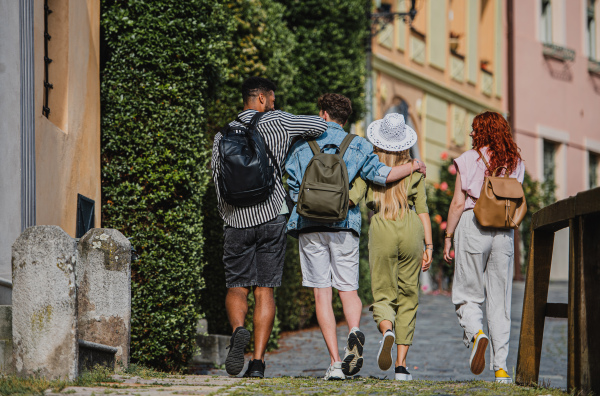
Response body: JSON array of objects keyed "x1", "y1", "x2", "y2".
[
  {"x1": 314, "y1": 287, "x2": 341, "y2": 364},
  {"x1": 338, "y1": 290, "x2": 362, "y2": 332},
  {"x1": 396, "y1": 345, "x2": 410, "y2": 368},
  {"x1": 252, "y1": 286, "x2": 275, "y2": 361},
  {"x1": 226, "y1": 287, "x2": 250, "y2": 331},
  {"x1": 378, "y1": 319, "x2": 393, "y2": 334}
]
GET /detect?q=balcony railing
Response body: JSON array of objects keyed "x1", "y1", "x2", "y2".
[
  {"x1": 542, "y1": 43, "x2": 575, "y2": 62},
  {"x1": 589, "y1": 58, "x2": 600, "y2": 75}
]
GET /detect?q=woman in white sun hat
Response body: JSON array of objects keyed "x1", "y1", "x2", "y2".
[{"x1": 349, "y1": 113, "x2": 432, "y2": 381}]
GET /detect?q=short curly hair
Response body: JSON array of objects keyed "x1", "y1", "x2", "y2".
[
  {"x1": 317, "y1": 93, "x2": 352, "y2": 124},
  {"x1": 242, "y1": 77, "x2": 277, "y2": 104}
]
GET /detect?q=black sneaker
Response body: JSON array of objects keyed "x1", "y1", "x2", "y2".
[
  {"x1": 395, "y1": 365, "x2": 413, "y2": 381},
  {"x1": 225, "y1": 326, "x2": 250, "y2": 376},
  {"x1": 243, "y1": 359, "x2": 266, "y2": 378}
]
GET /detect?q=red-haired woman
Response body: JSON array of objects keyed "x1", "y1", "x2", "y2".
[{"x1": 442, "y1": 112, "x2": 525, "y2": 384}]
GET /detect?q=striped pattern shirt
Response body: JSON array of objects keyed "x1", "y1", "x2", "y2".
[{"x1": 212, "y1": 109, "x2": 327, "y2": 228}]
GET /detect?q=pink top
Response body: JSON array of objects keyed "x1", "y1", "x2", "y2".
[{"x1": 453, "y1": 147, "x2": 525, "y2": 211}]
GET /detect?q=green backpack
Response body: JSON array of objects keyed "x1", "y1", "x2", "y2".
[{"x1": 296, "y1": 134, "x2": 356, "y2": 223}]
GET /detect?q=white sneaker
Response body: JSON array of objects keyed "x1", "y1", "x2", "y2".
[
  {"x1": 394, "y1": 365, "x2": 413, "y2": 381},
  {"x1": 377, "y1": 330, "x2": 395, "y2": 371},
  {"x1": 324, "y1": 362, "x2": 345, "y2": 380}
]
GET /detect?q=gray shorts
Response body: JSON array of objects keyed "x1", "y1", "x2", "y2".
[
  {"x1": 222, "y1": 215, "x2": 287, "y2": 288},
  {"x1": 298, "y1": 231, "x2": 359, "y2": 291}
]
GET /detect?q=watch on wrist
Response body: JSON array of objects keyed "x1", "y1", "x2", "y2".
[{"x1": 444, "y1": 232, "x2": 454, "y2": 239}]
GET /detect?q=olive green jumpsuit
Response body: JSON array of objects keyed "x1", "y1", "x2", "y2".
[{"x1": 351, "y1": 173, "x2": 428, "y2": 345}]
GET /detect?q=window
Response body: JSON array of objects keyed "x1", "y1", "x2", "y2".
[
  {"x1": 543, "y1": 139, "x2": 557, "y2": 184},
  {"x1": 540, "y1": 0, "x2": 552, "y2": 43},
  {"x1": 589, "y1": 152, "x2": 599, "y2": 188},
  {"x1": 587, "y1": 0, "x2": 597, "y2": 59}
]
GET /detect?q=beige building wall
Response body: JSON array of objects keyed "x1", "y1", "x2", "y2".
[
  {"x1": 0, "y1": 0, "x2": 100, "y2": 295},
  {"x1": 371, "y1": 0, "x2": 507, "y2": 182},
  {"x1": 33, "y1": 0, "x2": 101, "y2": 235}
]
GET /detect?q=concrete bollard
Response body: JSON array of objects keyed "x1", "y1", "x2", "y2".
[
  {"x1": 77, "y1": 229, "x2": 131, "y2": 369},
  {"x1": 12, "y1": 226, "x2": 78, "y2": 380}
]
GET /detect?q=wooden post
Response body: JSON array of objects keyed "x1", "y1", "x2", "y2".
[
  {"x1": 579, "y1": 214, "x2": 600, "y2": 393},
  {"x1": 515, "y1": 229, "x2": 555, "y2": 385},
  {"x1": 568, "y1": 217, "x2": 581, "y2": 392}
]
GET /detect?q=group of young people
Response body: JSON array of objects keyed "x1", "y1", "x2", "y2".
[{"x1": 211, "y1": 77, "x2": 524, "y2": 383}]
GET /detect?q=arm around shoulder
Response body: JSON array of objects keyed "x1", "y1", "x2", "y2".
[{"x1": 278, "y1": 111, "x2": 327, "y2": 139}]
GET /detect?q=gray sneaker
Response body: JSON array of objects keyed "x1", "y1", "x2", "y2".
[
  {"x1": 324, "y1": 362, "x2": 344, "y2": 380},
  {"x1": 342, "y1": 327, "x2": 364, "y2": 376}
]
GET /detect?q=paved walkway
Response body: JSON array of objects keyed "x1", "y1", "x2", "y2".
[{"x1": 263, "y1": 281, "x2": 568, "y2": 389}]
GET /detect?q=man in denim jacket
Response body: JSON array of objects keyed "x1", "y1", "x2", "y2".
[{"x1": 285, "y1": 94, "x2": 426, "y2": 380}]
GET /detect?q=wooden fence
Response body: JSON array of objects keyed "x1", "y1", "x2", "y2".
[{"x1": 516, "y1": 187, "x2": 600, "y2": 393}]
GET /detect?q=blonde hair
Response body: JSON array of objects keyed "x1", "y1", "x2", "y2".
[{"x1": 372, "y1": 148, "x2": 414, "y2": 220}]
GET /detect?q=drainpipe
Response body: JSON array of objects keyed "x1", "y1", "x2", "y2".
[{"x1": 507, "y1": 0, "x2": 523, "y2": 281}]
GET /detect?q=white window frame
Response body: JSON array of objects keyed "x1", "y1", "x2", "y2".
[
  {"x1": 585, "y1": 138, "x2": 600, "y2": 189},
  {"x1": 537, "y1": 125, "x2": 569, "y2": 199},
  {"x1": 586, "y1": 0, "x2": 598, "y2": 59},
  {"x1": 540, "y1": 0, "x2": 553, "y2": 43}
]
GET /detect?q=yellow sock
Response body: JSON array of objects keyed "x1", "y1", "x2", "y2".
[{"x1": 495, "y1": 368, "x2": 510, "y2": 378}]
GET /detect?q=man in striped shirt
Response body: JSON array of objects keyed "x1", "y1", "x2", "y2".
[{"x1": 211, "y1": 77, "x2": 328, "y2": 378}]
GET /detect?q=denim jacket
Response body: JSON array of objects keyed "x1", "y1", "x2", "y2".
[{"x1": 285, "y1": 122, "x2": 392, "y2": 238}]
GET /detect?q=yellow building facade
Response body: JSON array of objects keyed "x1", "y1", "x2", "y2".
[{"x1": 370, "y1": 0, "x2": 507, "y2": 181}]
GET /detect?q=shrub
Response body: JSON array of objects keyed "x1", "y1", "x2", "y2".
[
  {"x1": 276, "y1": 0, "x2": 369, "y2": 124},
  {"x1": 100, "y1": 0, "x2": 231, "y2": 370},
  {"x1": 426, "y1": 156, "x2": 457, "y2": 291},
  {"x1": 519, "y1": 172, "x2": 555, "y2": 271}
]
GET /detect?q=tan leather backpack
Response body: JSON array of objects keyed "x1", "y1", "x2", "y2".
[{"x1": 472, "y1": 149, "x2": 527, "y2": 229}]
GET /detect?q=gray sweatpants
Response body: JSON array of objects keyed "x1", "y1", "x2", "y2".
[{"x1": 452, "y1": 210, "x2": 514, "y2": 371}]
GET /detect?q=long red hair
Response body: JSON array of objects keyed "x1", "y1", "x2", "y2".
[{"x1": 472, "y1": 111, "x2": 521, "y2": 175}]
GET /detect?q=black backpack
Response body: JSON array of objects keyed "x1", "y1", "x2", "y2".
[{"x1": 218, "y1": 112, "x2": 279, "y2": 207}]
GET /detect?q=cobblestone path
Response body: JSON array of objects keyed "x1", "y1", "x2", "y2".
[{"x1": 264, "y1": 281, "x2": 568, "y2": 390}]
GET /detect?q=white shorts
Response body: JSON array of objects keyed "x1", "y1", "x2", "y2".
[{"x1": 298, "y1": 231, "x2": 360, "y2": 291}]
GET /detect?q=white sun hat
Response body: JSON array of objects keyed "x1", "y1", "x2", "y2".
[{"x1": 367, "y1": 113, "x2": 417, "y2": 152}]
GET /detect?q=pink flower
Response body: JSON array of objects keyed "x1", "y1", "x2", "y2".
[
  {"x1": 441, "y1": 151, "x2": 448, "y2": 160},
  {"x1": 448, "y1": 164, "x2": 457, "y2": 175},
  {"x1": 441, "y1": 221, "x2": 447, "y2": 230},
  {"x1": 450, "y1": 250, "x2": 455, "y2": 259},
  {"x1": 434, "y1": 214, "x2": 442, "y2": 224},
  {"x1": 440, "y1": 182, "x2": 448, "y2": 191},
  {"x1": 421, "y1": 285, "x2": 429, "y2": 292}
]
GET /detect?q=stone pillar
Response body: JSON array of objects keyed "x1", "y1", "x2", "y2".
[
  {"x1": 77, "y1": 229, "x2": 131, "y2": 369},
  {"x1": 12, "y1": 226, "x2": 78, "y2": 380}
]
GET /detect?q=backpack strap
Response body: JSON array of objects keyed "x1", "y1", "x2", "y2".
[
  {"x1": 235, "y1": 112, "x2": 264, "y2": 131},
  {"x1": 308, "y1": 140, "x2": 321, "y2": 156},
  {"x1": 306, "y1": 133, "x2": 356, "y2": 157},
  {"x1": 339, "y1": 134, "x2": 357, "y2": 157},
  {"x1": 476, "y1": 148, "x2": 492, "y2": 173}
]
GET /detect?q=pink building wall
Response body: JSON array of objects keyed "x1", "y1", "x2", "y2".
[{"x1": 513, "y1": 0, "x2": 600, "y2": 199}]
